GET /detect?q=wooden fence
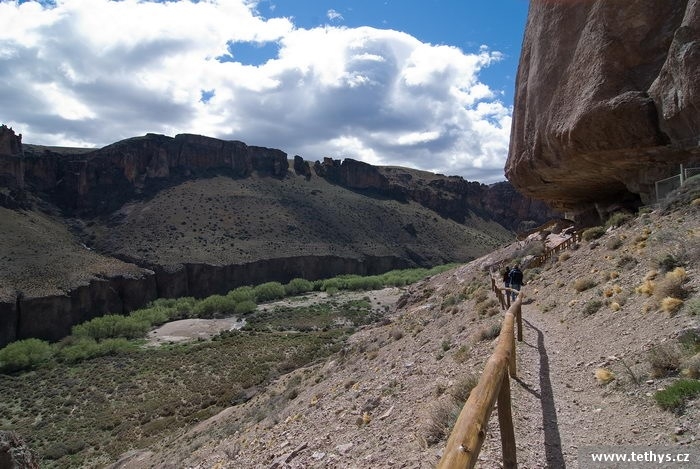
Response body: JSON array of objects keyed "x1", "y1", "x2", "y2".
[
  {"x1": 529, "y1": 230, "x2": 581, "y2": 268},
  {"x1": 438, "y1": 227, "x2": 584, "y2": 468},
  {"x1": 437, "y1": 278, "x2": 523, "y2": 469}
]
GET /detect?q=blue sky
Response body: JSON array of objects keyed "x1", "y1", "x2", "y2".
[{"x1": 0, "y1": 0, "x2": 529, "y2": 183}]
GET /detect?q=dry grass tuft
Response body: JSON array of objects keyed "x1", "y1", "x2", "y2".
[
  {"x1": 681, "y1": 353, "x2": 700, "y2": 379},
  {"x1": 644, "y1": 270, "x2": 658, "y2": 281},
  {"x1": 654, "y1": 268, "x2": 688, "y2": 300},
  {"x1": 449, "y1": 373, "x2": 479, "y2": 403},
  {"x1": 636, "y1": 280, "x2": 655, "y2": 296},
  {"x1": 595, "y1": 368, "x2": 615, "y2": 384},
  {"x1": 648, "y1": 343, "x2": 681, "y2": 378},
  {"x1": 573, "y1": 278, "x2": 596, "y2": 292},
  {"x1": 660, "y1": 297, "x2": 684, "y2": 314},
  {"x1": 420, "y1": 398, "x2": 461, "y2": 446},
  {"x1": 559, "y1": 252, "x2": 571, "y2": 262},
  {"x1": 610, "y1": 302, "x2": 621, "y2": 312}
]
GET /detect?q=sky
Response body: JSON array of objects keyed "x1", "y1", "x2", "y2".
[{"x1": 0, "y1": 0, "x2": 530, "y2": 183}]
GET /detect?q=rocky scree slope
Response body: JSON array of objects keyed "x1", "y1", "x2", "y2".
[{"x1": 113, "y1": 186, "x2": 699, "y2": 468}]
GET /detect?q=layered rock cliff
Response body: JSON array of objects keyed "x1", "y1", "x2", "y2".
[{"x1": 506, "y1": 0, "x2": 700, "y2": 220}]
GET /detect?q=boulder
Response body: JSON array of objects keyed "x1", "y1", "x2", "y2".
[{"x1": 506, "y1": 0, "x2": 700, "y2": 217}]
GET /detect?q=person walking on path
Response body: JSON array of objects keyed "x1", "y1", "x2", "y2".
[
  {"x1": 502, "y1": 266, "x2": 511, "y2": 290},
  {"x1": 509, "y1": 265, "x2": 523, "y2": 301}
]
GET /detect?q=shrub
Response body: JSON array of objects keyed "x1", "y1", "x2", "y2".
[
  {"x1": 284, "y1": 278, "x2": 313, "y2": 295},
  {"x1": 477, "y1": 323, "x2": 501, "y2": 341},
  {"x1": 234, "y1": 300, "x2": 257, "y2": 315},
  {"x1": 558, "y1": 252, "x2": 571, "y2": 262},
  {"x1": 616, "y1": 255, "x2": 637, "y2": 268},
  {"x1": 582, "y1": 300, "x2": 602, "y2": 316},
  {"x1": 227, "y1": 286, "x2": 256, "y2": 303},
  {"x1": 582, "y1": 226, "x2": 605, "y2": 241},
  {"x1": 421, "y1": 398, "x2": 461, "y2": 446},
  {"x1": 254, "y1": 282, "x2": 286, "y2": 302},
  {"x1": 346, "y1": 275, "x2": 383, "y2": 291},
  {"x1": 658, "y1": 253, "x2": 685, "y2": 273},
  {"x1": 171, "y1": 296, "x2": 197, "y2": 318},
  {"x1": 449, "y1": 373, "x2": 478, "y2": 403},
  {"x1": 605, "y1": 237, "x2": 623, "y2": 250},
  {"x1": 56, "y1": 337, "x2": 134, "y2": 363},
  {"x1": 654, "y1": 268, "x2": 688, "y2": 300},
  {"x1": 648, "y1": 343, "x2": 681, "y2": 378},
  {"x1": 605, "y1": 212, "x2": 633, "y2": 229},
  {"x1": 683, "y1": 298, "x2": 700, "y2": 316},
  {"x1": 131, "y1": 306, "x2": 170, "y2": 326},
  {"x1": 0, "y1": 338, "x2": 52, "y2": 373},
  {"x1": 72, "y1": 314, "x2": 150, "y2": 340},
  {"x1": 654, "y1": 379, "x2": 700, "y2": 412},
  {"x1": 573, "y1": 278, "x2": 596, "y2": 292},
  {"x1": 193, "y1": 294, "x2": 238, "y2": 318}
]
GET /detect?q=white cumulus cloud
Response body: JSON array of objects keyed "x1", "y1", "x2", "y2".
[{"x1": 0, "y1": 0, "x2": 512, "y2": 182}]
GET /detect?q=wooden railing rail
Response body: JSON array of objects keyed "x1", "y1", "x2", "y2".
[
  {"x1": 529, "y1": 230, "x2": 581, "y2": 268},
  {"x1": 437, "y1": 280, "x2": 524, "y2": 469}
]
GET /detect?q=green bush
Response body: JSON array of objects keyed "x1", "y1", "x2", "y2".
[
  {"x1": 284, "y1": 278, "x2": 313, "y2": 295},
  {"x1": 346, "y1": 275, "x2": 383, "y2": 291},
  {"x1": 172, "y1": 297, "x2": 197, "y2": 317},
  {"x1": 658, "y1": 253, "x2": 684, "y2": 273},
  {"x1": 193, "y1": 294, "x2": 238, "y2": 318},
  {"x1": 654, "y1": 379, "x2": 700, "y2": 411},
  {"x1": 254, "y1": 282, "x2": 286, "y2": 302},
  {"x1": 56, "y1": 337, "x2": 134, "y2": 363},
  {"x1": 582, "y1": 226, "x2": 606, "y2": 241},
  {"x1": 605, "y1": 212, "x2": 633, "y2": 229},
  {"x1": 71, "y1": 314, "x2": 150, "y2": 341},
  {"x1": 226, "y1": 286, "x2": 256, "y2": 303},
  {"x1": 131, "y1": 306, "x2": 170, "y2": 326},
  {"x1": 0, "y1": 338, "x2": 52, "y2": 373},
  {"x1": 582, "y1": 299, "x2": 602, "y2": 316},
  {"x1": 321, "y1": 278, "x2": 343, "y2": 292},
  {"x1": 683, "y1": 298, "x2": 700, "y2": 316},
  {"x1": 234, "y1": 300, "x2": 257, "y2": 315}
]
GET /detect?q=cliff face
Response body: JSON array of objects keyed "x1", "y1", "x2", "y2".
[
  {"x1": 506, "y1": 0, "x2": 700, "y2": 218},
  {"x1": 1, "y1": 133, "x2": 289, "y2": 214},
  {"x1": 313, "y1": 157, "x2": 557, "y2": 231}
]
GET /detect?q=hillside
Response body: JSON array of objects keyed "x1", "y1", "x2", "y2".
[{"x1": 100, "y1": 179, "x2": 699, "y2": 468}]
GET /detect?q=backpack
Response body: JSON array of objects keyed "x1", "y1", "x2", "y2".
[{"x1": 509, "y1": 268, "x2": 523, "y2": 285}]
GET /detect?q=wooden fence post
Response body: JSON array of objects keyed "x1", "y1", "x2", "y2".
[{"x1": 497, "y1": 368, "x2": 517, "y2": 469}]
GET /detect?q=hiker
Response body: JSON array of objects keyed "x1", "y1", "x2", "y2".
[
  {"x1": 508, "y1": 265, "x2": 523, "y2": 301},
  {"x1": 502, "y1": 266, "x2": 510, "y2": 290}
]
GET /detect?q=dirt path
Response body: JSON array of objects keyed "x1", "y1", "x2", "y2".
[{"x1": 510, "y1": 304, "x2": 688, "y2": 468}]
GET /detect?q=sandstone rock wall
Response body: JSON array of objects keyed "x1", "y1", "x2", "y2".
[{"x1": 507, "y1": 0, "x2": 700, "y2": 217}]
